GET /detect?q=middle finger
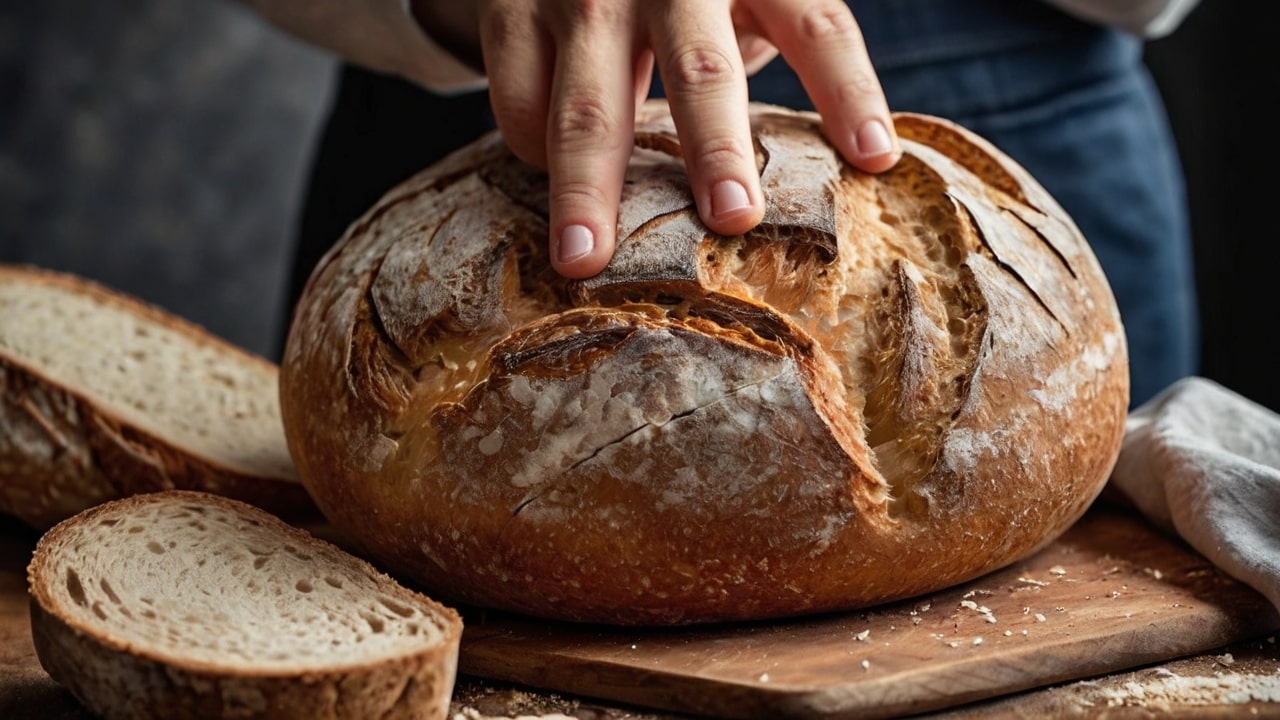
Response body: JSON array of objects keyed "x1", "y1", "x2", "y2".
[
  {"x1": 544, "y1": 1, "x2": 639, "y2": 278},
  {"x1": 648, "y1": 0, "x2": 765, "y2": 237}
]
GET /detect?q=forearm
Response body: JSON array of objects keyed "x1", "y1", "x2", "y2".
[{"x1": 242, "y1": 0, "x2": 487, "y2": 93}]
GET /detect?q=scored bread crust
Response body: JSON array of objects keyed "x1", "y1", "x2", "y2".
[
  {"x1": 0, "y1": 264, "x2": 317, "y2": 530},
  {"x1": 280, "y1": 101, "x2": 1129, "y2": 625},
  {"x1": 27, "y1": 490, "x2": 463, "y2": 720}
]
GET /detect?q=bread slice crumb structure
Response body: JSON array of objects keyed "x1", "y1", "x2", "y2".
[
  {"x1": 0, "y1": 264, "x2": 314, "y2": 530},
  {"x1": 27, "y1": 490, "x2": 462, "y2": 720}
]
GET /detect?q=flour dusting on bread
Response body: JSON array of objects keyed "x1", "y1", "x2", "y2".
[{"x1": 280, "y1": 101, "x2": 1128, "y2": 625}]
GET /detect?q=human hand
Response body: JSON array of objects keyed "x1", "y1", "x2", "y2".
[
  {"x1": 426, "y1": 0, "x2": 901, "y2": 279},
  {"x1": 250, "y1": 0, "x2": 902, "y2": 279}
]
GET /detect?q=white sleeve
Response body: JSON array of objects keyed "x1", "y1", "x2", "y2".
[{"x1": 1040, "y1": 0, "x2": 1202, "y2": 38}]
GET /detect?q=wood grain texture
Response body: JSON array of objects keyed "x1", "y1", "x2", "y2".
[
  {"x1": 457, "y1": 507, "x2": 1280, "y2": 719},
  {"x1": 4, "y1": 507, "x2": 1279, "y2": 719}
]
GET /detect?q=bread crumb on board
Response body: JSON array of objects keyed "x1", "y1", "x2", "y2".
[
  {"x1": 1092, "y1": 668, "x2": 1280, "y2": 708},
  {"x1": 935, "y1": 637, "x2": 1280, "y2": 717},
  {"x1": 449, "y1": 682, "x2": 686, "y2": 720},
  {"x1": 453, "y1": 711, "x2": 574, "y2": 720}
]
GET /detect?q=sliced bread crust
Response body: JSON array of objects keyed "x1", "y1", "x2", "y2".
[
  {"x1": 28, "y1": 490, "x2": 463, "y2": 720},
  {"x1": 0, "y1": 263, "x2": 315, "y2": 529}
]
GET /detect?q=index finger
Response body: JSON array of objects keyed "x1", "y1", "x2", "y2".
[
  {"x1": 650, "y1": 1, "x2": 765, "y2": 237},
  {"x1": 750, "y1": 0, "x2": 900, "y2": 173},
  {"x1": 544, "y1": 7, "x2": 638, "y2": 279}
]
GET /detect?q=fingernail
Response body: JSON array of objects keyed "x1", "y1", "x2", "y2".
[
  {"x1": 559, "y1": 224, "x2": 594, "y2": 263},
  {"x1": 710, "y1": 180, "x2": 751, "y2": 219},
  {"x1": 855, "y1": 119, "x2": 894, "y2": 159}
]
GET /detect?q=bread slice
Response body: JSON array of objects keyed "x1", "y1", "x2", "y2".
[
  {"x1": 0, "y1": 263, "x2": 315, "y2": 530},
  {"x1": 27, "y1": 490, "x2": 463, "y2": 720}
]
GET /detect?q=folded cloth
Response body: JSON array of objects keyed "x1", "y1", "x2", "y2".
[{"x1": 1109, "y1": 376, "x2": 1280, "y2": 614}]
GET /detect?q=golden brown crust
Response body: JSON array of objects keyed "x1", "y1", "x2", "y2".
[
  {"x1": 281, "y1": 102, "x2": 1129, "y2": 625},
  {"x1": 30, "y1": 601, "x2": 459, "y2": 720}
]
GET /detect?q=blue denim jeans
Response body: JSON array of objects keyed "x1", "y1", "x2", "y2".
[{"x1": 734, "y1": 0, "x2": 1200, "y2": 407}]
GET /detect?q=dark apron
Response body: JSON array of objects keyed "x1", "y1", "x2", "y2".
[{"x1": 290, "y1": 0, "x2": 1198, "y2": 407}]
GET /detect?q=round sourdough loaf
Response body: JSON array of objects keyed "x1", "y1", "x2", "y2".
[{"x1": 280, "y1": 101, "x2": 1129, "y2": 625}]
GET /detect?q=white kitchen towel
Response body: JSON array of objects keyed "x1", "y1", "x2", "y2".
[{"x1": 1108, "y1": 376, "x2": 1280, "y2": 614}]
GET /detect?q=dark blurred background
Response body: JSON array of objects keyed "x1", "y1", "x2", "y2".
[
  {"x1": 0, "y1": 2, "x2": 332, "y2": 359},
  {"x1": 1143, "y1": 2, "x2": 1277, "y2": 413},
  {"x1": 1, "y1": 2, "x2": 1274, "y2": 411}
]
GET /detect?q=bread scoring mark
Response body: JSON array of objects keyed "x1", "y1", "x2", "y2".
[
  {"x1": 585, "y1": 111, "x2": 842, "y2": 295},
  {"x1": 370, "y1": 176, "x2": 524, "y2": 357},
  {"x1": 585, "y1": 283, "x2": 808, "y2": 357},
  {"x1": 617, "y1": 160, "x2": 695, "y2": 233},
  {"x1": 894, "y1": 114, "x2": 1026, "y2": 204},
  {"x1": 622, "y1": 205, "x2": 695, "y2": 249},
  {"x1": 488, "y1": 310, "x2": 642, "y2": 383},
  {"x1": 803, "y1": 149, "x2": 994, "y2": 520},
  {"x1": 438, "y1": 311, "x2": 863, "y2": 500},
  {"x1": 339, "y1": 183, "x2": 465, "y2": 263},
  {"x1": 862, "y1": 261, "x2": 987, "y2": 516},
  {"x1": 755, "y1": 115, "x2": 841, "y2": 262},
  {"x1": 961, "y1": 253, "x2": 1106, "y2": 418},
  {"x1": 576, "y1": 157, "x2": 705, "y2": 292},
  {"x1": 584, "y1": 210, "x2": 708, "y2": 292},
  {"x1": 477, "y1": 152, "x2": 551, "y2": 220},
  {"x1": 960, "y1": 197, "x2": 1068, "y2": 336},
  {"x1": 350, "y1": 275, "x2": 415, "y2": 416},
  {"x1": 509, "y1": 364, "x2": 793, "y2": 519},
  {"x1": 362, "y1": 173, "x2": 570, "y2": 418},
  {"x1": 337, "y1": 132, "x2": 515, "y2": 253},
  {"x1": 1003, "y1": 204, "x2": 1080, "y2": 280}
]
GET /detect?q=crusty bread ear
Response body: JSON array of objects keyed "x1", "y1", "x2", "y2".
[
  {"x1": 0, "y1": 264, "x2": 316, "y2": 530},
  {"x1": 27, "y1": 490, "x2": 463, "y2": 720}
]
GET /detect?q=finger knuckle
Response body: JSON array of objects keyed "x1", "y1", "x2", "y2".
[
  {"x1": 694, "y1": 136, "x2": 752, "y2": 170},
  {"x1": 832, "y1": 72, "x2": 883, "y2": 110},
  {"x1": 664, "y1": 43, "x2": 737, "y2": 95},
  {"x1": 558, "y1": 0, "x2": 616, "y2": 26},
  {"x1": 549, "y1": 96, "x2": 617, "y2": 147},
  {"x1": 551, "y1": 179, "x2": 610, "y2": 208},
  {"x1": 797, "y1": 3, "x2": 860, "y2": 46}
]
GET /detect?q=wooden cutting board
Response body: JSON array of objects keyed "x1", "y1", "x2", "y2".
[
  {"x1": 457, "y1": 506, "x2": 1280, "y2": 719},
  {"x1": 2, "y1": 506, "x2": 1277, "y2": 719}
]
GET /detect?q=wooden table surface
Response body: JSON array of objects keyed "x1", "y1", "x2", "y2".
[{"x1": 4, "y1": 508, "x2": 1280, "y2": 719}]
